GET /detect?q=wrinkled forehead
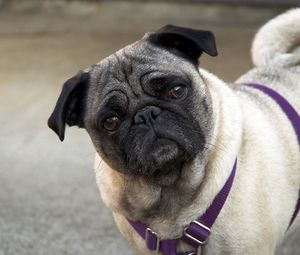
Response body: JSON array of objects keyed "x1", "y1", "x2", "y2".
[{"x1": 88, "y1": 40, "x2": 196, "y2": 97}]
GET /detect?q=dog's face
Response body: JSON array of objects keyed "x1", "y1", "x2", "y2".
[{"x1": 48, "y1": 25, "x2": 217, "y2": 185}]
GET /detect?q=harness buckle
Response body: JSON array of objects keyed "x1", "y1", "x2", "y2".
[
  {"x1": 145, "y1": 228, "x2": 160, "y2": 252},
  {"x1": 183, "y1": 220, "x2": 211, "y2": 245}
]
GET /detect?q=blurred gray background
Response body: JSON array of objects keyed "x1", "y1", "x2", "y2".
[{"x1": 1, "y1": 0, "x2": 300, "y2": 254}]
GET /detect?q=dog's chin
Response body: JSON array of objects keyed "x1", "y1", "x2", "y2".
[
  {"x1": 127, "y1": 138, "x2": 188, "y2": 186},
  {"x1": 150, "y1": 161, "x2": 183, "y2": 187}
]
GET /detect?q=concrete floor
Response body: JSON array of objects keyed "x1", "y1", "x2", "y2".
[{"x1": 0, "y1": 2, "x2": 300, "y2": 255}]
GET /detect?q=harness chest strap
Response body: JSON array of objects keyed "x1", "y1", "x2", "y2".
[{"x1": 127, "y1": 160, "x2": 237, "y2": 255}]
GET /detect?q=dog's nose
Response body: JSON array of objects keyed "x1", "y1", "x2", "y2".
[{"x1": 134, "y1": 106, "x2": 162, "y2": 126}]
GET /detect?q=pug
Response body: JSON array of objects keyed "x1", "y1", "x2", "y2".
[{"x1": 48, "y1": 8, "x2": 300, "y2": 255}]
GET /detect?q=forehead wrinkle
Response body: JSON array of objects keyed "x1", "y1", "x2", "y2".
[
  {"x1": 121, "y1": 44, "x2": 191, "y2": 96},
  {"x1": 118, "y1": 51, "x2": 143, "y2": 98},
  {"x1": 122, "y1": 49, "x2": 172, "y2": 96},
  {"x1": 109, "y1": 51, "x2": 140, "y2": 98},
  {"x1": 94, "y1": 89, "x2": 129, "y2": 118},
  {"x1": 111, "y1": 53, "x2": 125, "y2": 83},
  {"x1": 103, "y1": 89, "x2": 129, "y2": 106},
  {"x1": 90, "y1": 60, "x2": 117, "y2": 109},
  {"x1": 139, "y1": 69, "x2": 160, "y2": 89},
  {"x1": 97, "y1": 54, "x2": 122, "y2": 85},
  {"x1": 97, "y1": 58, "x2": 112, "y2": 88},
  {"x1": 125, "y1": 62, "x2": 140, "y2": 98},
  {"x1": 140, "y1": 68, "x2": 190, "y2": 85}
]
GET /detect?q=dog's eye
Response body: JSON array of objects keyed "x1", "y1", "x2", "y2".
[
  {"x1": 167, "y1": 85, "x2": 187, "y2": 100},
  {"x1": 103, "y1": 116, "x2": 121, "y2": 131}
]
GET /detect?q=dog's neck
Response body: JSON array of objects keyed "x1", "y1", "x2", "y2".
[{"x1": 95, "y1": 68, "x2": 243, "y2": 239}]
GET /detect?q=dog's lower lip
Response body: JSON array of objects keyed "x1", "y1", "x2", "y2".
[{"x1": 151, "y1": 138, "x2": 179, "y2": 164}]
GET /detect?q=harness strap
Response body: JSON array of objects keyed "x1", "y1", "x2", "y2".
[
  {"x1": 127, "y1": 159, "x2": 237, "y2": 255},
  {"x1": 244, "y1": 83, "x2": 300, "y2": 228},
  {"x1": 181, "y1": 159, "x2": 237, "y2": 249}
]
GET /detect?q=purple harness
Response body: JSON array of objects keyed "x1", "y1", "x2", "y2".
[{"x1": 127, "y1": 83, "x2": 300, "y2": 255}]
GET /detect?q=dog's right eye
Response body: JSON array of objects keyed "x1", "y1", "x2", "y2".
[
  {"x1": 167, "y1": 84, "x2": 188, "y2": 100},
  {"x1": 103, "y1": 116, "x2": 121, "y2": 131}
]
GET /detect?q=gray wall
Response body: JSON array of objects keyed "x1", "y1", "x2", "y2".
[
  {"x1": 82, "y1": 0, "x2": 300, "y2": 7},
  {"x1": 1, "y1": 0, "x2": 300, "y2": 7}
]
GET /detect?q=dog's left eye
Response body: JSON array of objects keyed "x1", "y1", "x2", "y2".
[
  {"x1": 167, "y1": 85, "x2": 187, "y2": 100},
  {"x1": 103, "y1": 116, "x2": 121, "y2": 131}
]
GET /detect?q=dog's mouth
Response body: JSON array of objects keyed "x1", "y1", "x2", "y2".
[
  {"x1": 124, "y1": 133, "x2": 190, "y2": 180},
  {"x1": 150, "y1": 138, "x2": 180, "y2": 167}
]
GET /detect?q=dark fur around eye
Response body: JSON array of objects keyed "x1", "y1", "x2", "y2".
[
  {"x1": 146, "y1": 75, "x2": 191, "y2": 98},
  {"x1": 96, "y1": 93, "x2": 128, "y2": 129}
]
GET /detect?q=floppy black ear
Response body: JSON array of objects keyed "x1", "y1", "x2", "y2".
[
  {"x1": 48, "y1": 71, "x2": 89, "y2": 141},
  {"x1": 148, "y1": 24, "x2": 218, "y2": 64}
]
